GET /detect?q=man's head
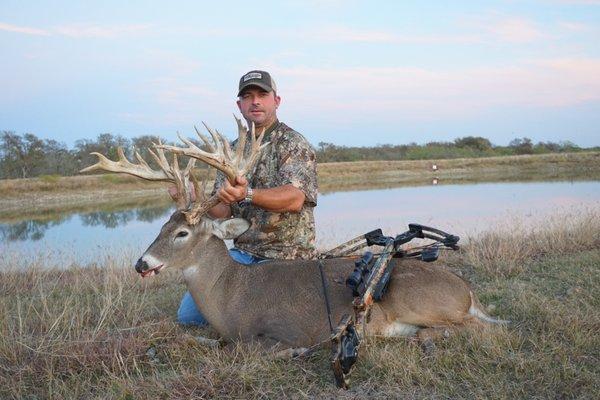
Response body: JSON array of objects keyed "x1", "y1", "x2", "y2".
[{"x1": 237, "y1": 70, "x2": 281, "y2": 130}]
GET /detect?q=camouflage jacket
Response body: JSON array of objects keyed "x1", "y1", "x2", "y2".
[{"x1": 213, "y1": 121, "x2": 318, "y2": 260}]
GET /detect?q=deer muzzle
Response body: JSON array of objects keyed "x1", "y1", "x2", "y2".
[
  {"x1": 135, "y1": 258, "x2": 149, "y2": 274},
  {"x1": 135, "y1": 257, "x2": 164, "y2": 278}
]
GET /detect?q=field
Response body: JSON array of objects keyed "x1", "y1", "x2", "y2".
[
  {"x1": 1, "y1": 210, "x2": 599, "y2": 399},
  {"x1": 1, "y1": 151, "x2": 599, "y2": 219}
]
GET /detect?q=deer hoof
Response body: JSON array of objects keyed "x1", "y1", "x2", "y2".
[{"x1": 420, "y1": 338, "x2": 436, "y2": 356}]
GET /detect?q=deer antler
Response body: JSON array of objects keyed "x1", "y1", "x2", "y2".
[
  {"x1": 156, "y1": 116, "x2": 270, "y2": 224},
  {"x1": 80, "y1": 145, "x2": 196, "y2": 210}
]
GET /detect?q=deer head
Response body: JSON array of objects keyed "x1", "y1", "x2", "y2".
[{"x1": 80, "y1": 117, "x2": 268, "y2": 277}]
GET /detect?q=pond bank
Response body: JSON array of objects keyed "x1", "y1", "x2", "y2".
[{"x1": 1, "y1": 151, "x2": 598, "y2": 218}]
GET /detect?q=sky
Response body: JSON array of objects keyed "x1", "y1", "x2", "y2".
[{"x1": 1, "y1": 0, "x2": 599, "y2": 148}]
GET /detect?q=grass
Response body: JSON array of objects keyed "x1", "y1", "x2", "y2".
[
  {"x1": 317, "y1": 151, "x2": 600, "y2": 192},
  {"x1": 1, "y1": 210, "x2": 599, "y2": 399}
]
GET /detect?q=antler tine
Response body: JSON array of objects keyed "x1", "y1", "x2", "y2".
[
  {"x1": 157, "y1": 131, "x2": 238, "y2": 183},
  {"x1": 149, "y1": 145, "x2": 196, "y2": 210},
  {"x1": 148, "y1": 144, "x2": 174, "y2": 179},
  {"x1": 80, "y1": 147, "x2": 171, "y2": 182},
  {"x1": 234, "y1": 114, "x2": 248, "y2": 164},
  {"x1": 188, "y1": 171, "x2": 206, "y2": 206},
  {"x1": 215, "y1": 128, "x2": 236, "y2": 167},
  {"x1": 147, "y1": 147, "x2": 165, "y2": 173},
  {"x1": 134, "y1": 149, "x2": 155, "y2": 171},
  {"x1": 194, "y1": 125, "x2": 216, "y2": 153},
  {"x1": 201, "y1": 122, "x2": 224, "y2": 156},
  {"x1": 170, "y1": 153, "x2": 186, "y2": 209},
  {"x1": 238, "y1": 122, "x2": 268, "y2": 176},
  {"x1": 183, "y1": 157, "x2": 196, "y2": 176}
]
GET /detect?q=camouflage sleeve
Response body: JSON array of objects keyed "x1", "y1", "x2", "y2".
[{"x1": 275, "y1": 132, "x2": 318, "y2": 207}]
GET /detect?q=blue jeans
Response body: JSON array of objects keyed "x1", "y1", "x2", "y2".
[{"x1": 177, "y1": 248, "x2": 267, "y2": 326}]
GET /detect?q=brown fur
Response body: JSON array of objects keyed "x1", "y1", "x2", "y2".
[{"x1": 139, "y1": 212, "x2": 498, "y2": 348}]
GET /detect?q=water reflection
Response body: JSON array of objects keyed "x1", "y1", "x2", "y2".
[
  {"x1": 0, "y1": 219, "x2": 65, "y2": 241},
  {"x1": 0, "y1": 203, "x2": 173, "y2": 242}
]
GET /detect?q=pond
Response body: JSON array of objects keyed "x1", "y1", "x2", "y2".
[{"x1": 1, "y1": 180, "x2": 599, "y2": 267}]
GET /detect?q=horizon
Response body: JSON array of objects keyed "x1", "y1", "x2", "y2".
[
  {"x1": 2, "y1": 1, "x2": 599, "y2": 148},
  {"x1": 1, "y1": 129, "x2": 593, "y2": 151}
]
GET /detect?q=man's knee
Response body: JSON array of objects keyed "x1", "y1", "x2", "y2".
[{"x1": 177, "y1": 291, "x2": 208, "y2": 326}]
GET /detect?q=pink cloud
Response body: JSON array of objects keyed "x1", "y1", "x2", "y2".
[
  {"x1": 307, "y1": 25, "x2": 482, "y2": 45},
  {"x1": 269, "y1": 57, "x2": 600, "y2": 121},
  {"x1": 485, "y1": 17, "x2": 547, "y2": 43}
]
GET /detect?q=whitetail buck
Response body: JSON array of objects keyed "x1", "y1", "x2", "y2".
[{"x1": 81, "y1": 117, "x2": 506, "y2": 352}]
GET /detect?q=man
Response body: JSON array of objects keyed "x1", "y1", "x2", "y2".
[{"x1": 178, "y1": 70, "x2": 318, "y2": 325}]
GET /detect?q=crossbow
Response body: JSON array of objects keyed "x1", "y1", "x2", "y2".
[{"x1": 319, "y1": 223, "x2": 460, "y2": 388}]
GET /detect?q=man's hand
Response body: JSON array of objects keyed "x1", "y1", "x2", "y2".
[{"x1": 217, "y1": 176, "x2": 248, "y2": 205}]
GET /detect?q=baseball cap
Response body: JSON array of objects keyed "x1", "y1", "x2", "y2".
[{"x1": 238, "y1": 70, "x2": 277, "y2": 97}]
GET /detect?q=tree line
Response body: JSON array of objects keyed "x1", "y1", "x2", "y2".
[
  {"x1": 0, "y1": 130, "x2": 594, "y2": 179},
  {"x1": 315, "y1": 136, "x2": 591, "y2": 163}
]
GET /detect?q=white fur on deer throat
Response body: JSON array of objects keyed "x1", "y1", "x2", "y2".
[
  {"x1": 382, "y1": 322, "x2": 419, "y2": 337},
  {"x1": 183, "y1": 265, "x2": 200, "y2": 280}
]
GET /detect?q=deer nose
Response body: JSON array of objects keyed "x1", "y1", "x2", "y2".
[{"x1": 135, "y1": 258, "x2": 149, "y2": 273}]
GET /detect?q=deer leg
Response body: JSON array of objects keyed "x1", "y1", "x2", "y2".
[
  {"x1": 415, "y1": 326, "x2": 455, "y2": 356},
  {"x1": 182, "y1": 333, "x2": 222, "y2": 349},
  {"x1": 247, "y1": 335, "x2": 314, "y2": 359},
  {"x1": 416, "y1": 317, "x2": 488, "y2": 355},
  {"x1": 273, "y1": 347, "x2": 313, "y2": 359}
]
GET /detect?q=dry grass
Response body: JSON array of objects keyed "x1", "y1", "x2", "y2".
[
  {"x1": 318, "y1": 151, "x2": 600, "y2": 192},
  {"x1": 1, "y1": 211, "x2": 599, "y2": 399},
  {"x1": 462, "y1": 207, "x2": 600, "y2": 277}
]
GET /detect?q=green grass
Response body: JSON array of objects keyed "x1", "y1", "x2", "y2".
[{"x1": 1, "y1": 210, "x2": 599, "y2": 399}]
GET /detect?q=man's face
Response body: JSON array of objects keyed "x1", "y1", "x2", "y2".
[{"x1": 237, "y1": 87, "x2": 281, "y2": 130}]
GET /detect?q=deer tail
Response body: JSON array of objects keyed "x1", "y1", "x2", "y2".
[{"x1": 468, "y1": 291, "x2": 510, "y2": 325}]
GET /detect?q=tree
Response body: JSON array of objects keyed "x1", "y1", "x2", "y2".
[
  {"x1": 454, "y1": 136, "x2": 492, "y2": 151},
  {"x1": 509, "y1": 137, "x2": 533, "y2": 154},
  {"x1": 74, "y1": 133, "x2": 131, "y2": 173},
  {"x1": 0, "y1": 131, "x2": 46, "y2": 178}
]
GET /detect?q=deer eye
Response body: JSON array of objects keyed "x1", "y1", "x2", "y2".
[{"x1": 175, "y1": 231, "x2": 189, "y2": 238}]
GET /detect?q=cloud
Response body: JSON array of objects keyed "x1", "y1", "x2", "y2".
[
  {"x1": 54, "y1": 23, "x2": 152, "y2": 39},
  {"x1": 485, "y1": 17, "x2": 547, "y2": 43},
  {"x1": 121, "y1": 74, "x2": 232, "y2": 129},
  {"x1": 0, "y1": 22, "x2": 50, "y2": 36},
  {"x1": 553, "y1": 0, "x2": 600, "y2": 4},
  {"x1": 558, "y1": 21, "x2": 595, "y2": 32},
  {"x1": 0, "y1": 21, "x2": 152, "y2": 38},
  {"x1": 268, "y1": 57, "x2": 600, "y2": 121},
  {"x1": 310, "y1": 26, "x2": 481, "y2": 45}
]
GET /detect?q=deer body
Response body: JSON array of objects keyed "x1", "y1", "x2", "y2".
[{"x1": 139, "y1": 212, "x2": 489, "y2": 348}]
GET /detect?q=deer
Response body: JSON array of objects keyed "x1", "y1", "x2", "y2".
[{"x1": 81, "y1": 117, "x2": 507, "y2": 357}]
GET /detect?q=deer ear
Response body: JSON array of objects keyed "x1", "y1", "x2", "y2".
[{"x1": 212, "y1": 218, "x2": 250, "y2": 240}]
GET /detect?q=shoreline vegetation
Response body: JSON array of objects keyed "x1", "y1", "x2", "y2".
[
  {"x1": 1, "y1": 151, "x2": 599, "y2": 219},
  {"x1": 1, "y1": 211, "x2": 599, "y2": 399}
]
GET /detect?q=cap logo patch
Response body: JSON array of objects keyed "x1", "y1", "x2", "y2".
[{"x1": 243, "y1": 72, "x2": 262, "y2": 82}]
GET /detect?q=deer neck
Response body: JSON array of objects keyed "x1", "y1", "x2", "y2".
[{"x1": 181, "y1": 236, "x2": 241, "y2": 325}]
